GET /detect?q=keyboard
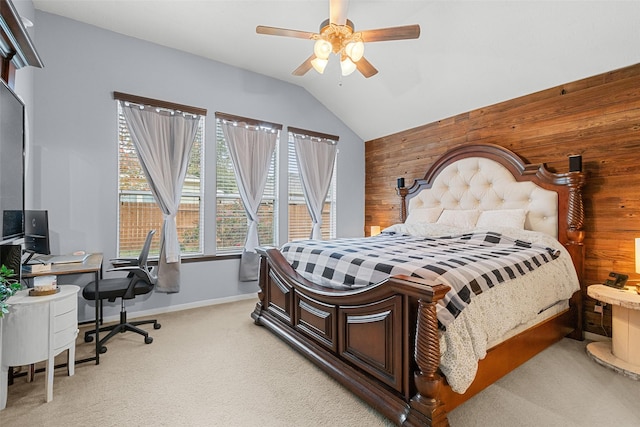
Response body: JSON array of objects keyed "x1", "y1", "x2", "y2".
[{"x1": 35, "y1": 253, "x2": 90, "y2": 265}]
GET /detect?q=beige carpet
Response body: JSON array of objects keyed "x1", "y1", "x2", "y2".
[
  {"x1": 2, "y1": 298, "x2": 389, "y2": 427},
  {"x1": 2, "y1": 298, "x2": 640, "y2": 426}
]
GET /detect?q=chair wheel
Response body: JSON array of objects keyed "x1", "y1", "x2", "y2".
[
  {"x1": 84, "y1": 335, "x2": 94, "y2": 343},
  {"x1": 145, "y1": 336, "x2": 153, "y2": 344},
  {"x1": 153, "y1": 323, "x2": 161, "y2": 330},
  {"x1": 99, "y1": 346, "x2": 108, "y2": 354}
]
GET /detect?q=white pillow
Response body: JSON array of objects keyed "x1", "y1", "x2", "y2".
[
  {"x1": 476, "y1": 209, "x2": 527, "y2": 230},
  {"x1": 405, "y1": 207, "x2": 443, "y2": 225},
  {"x1": 436, "y1": 209, "x2": 480, "y2": 229}
]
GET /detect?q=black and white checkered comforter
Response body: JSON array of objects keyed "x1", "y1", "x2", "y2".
[{"x1": 281, "y1": 231, "x2": 560, "y2": 329}]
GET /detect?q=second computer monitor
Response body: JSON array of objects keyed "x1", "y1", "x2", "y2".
[{"x1": 24, "y1": 210, "x2": 50, "y2": 255}]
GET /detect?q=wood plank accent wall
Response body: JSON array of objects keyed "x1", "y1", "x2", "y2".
[{"x1": 365, "y1": 63, "x2": 640, "y2": 337}]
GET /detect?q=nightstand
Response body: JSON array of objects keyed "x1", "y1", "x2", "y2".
[
  {"x1": 0, "y1": 285, "x2": 80, "y2": 409},
  {"x1": 586, "y1": 284, "x2": 640, "y2": 380}
]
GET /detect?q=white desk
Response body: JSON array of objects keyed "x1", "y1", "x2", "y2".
[
  {"x1": 0, "y1": 285, "x2": 80, "y2": 410},
  {"x1": 587, "y1": 284, "x2": 640, "y2": 380}
]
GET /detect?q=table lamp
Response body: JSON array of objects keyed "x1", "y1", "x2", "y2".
[{"x1": 370, "y1": 226, "x2": 381, "y2": 236}]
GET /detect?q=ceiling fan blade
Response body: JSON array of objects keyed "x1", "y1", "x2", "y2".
[
  {"x1": 330, "y1": 0, "x2": 349, "y2": 25},
  {"x1": 256, "y1": 25, "x2": 316, "y2": 40},
  {"x1": 356, "y1": 57, "x2": 378, "y2": 78},
  {"x1": 292, "y1": 55, "x2": 316, "y2": 76},
  {"x1": 360, "y1": 24, "x2": 421, "y2": 42}
]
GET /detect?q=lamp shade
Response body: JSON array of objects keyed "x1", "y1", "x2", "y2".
[
  {"x1": 345, "y1": 41, "x2": 364, "y2": 62},
  {"x1": 313, "y1": 39, "x2": 332, "y2": 60},
  {"x1": 311, "y1": 57, "x2": 328, "y2": 74},
  {"x1": 340, "y1": 57, "x2": 356, "y2": 76},
  {"x1": 370, "y1": 226, "x2": 381, "y2": 236},
  {"x1": 636, "y1": 238, "x2": 640, "y2": 274}
]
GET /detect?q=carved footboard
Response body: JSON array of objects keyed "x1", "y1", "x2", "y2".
[{"x1": 251, "y1": 248, "x2": 451, "y2": 426}]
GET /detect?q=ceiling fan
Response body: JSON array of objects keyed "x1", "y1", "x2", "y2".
[{"x1": 256, "y1": 0, "x2": 420, "y2": 78}]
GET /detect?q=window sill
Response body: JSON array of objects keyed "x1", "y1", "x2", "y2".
[
  {"x1": 113, "y1": 253, "x2": 241, "y2": 268},
  {"x1": 180, "y1": 253, "x2": 241, "y2": 263}
]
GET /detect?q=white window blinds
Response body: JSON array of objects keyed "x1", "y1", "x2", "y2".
[
  {"x1": 215, "y1": 115, "x2": 278, "y2": 253},
  {"x1": 287, "y1": 130, "x2": 337, "y2": 241},
  {"x1": 117, "y1": 102, "x2": 204, "y2": 257}
]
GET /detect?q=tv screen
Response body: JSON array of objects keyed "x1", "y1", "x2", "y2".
[{"x1": 0, "y1": 80, "x2": 25, "y2": 244}]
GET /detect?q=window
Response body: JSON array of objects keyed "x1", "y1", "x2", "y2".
[
  {"x1": 287, "y1": 131, "x2": 337, "y2": 241},
  {"x1": 215, "y1": 115, "x2": 279, "y2": 253},
  {"x1": 117, "y1": 102, "x2": 205, "y2": 257}
]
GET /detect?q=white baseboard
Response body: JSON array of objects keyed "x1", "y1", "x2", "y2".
[{"x1": 94, "y1": 292, "x2": 259, "y2": 325}]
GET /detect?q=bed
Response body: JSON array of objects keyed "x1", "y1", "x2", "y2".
[{"x1": 251, "y1": 143, "x2": 585, "y2": 426}]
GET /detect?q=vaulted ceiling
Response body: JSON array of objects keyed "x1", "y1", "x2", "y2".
[{"x1": 32, "y1": 1, "x2": 640, "y2": 141}]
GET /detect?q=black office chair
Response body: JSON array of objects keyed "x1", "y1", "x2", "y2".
[{"x1": 82, "y1": 230, "x2": 161, "y2": 353}]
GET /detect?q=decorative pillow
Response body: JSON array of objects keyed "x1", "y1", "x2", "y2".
[
  {"x1": 476, "y1": 209, "x2": 527, "y2": 230},
  {"x1": 436, "y1": 209, "x2": 480, "y2": 229},
  {"x1": 405, "y1": 207, "x2": 443, "y2": 225}
]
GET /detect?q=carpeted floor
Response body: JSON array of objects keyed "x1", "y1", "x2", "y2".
[{"x1": 2, "y1": 297, "x2": 639, "y2": 426}]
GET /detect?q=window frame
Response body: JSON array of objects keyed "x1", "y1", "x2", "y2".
[
  {"x1": 114, "y1": 91, "x2": 207, "y2": 258},
  {"x1": 215, "y1": 112, "x2": 282, "y2": 254},
  {"x1": 287, "y1": 127, "x2": 338, "y2": 241}
]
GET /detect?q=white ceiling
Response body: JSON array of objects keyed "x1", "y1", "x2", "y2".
[{"x1": 31, "y1": 1, "x2": 640, "y2": 141}]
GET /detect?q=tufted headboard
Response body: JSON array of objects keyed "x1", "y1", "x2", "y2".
[
  {"x1": 401, "y1": 143, "x2": 586, "y2": 246},
  {"x1": 407, "y1": 157, "x2": 559, "y2": 237}
]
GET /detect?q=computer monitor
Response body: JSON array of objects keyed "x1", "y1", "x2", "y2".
[{"x1": 24, "y1": 210, "x2": 50, "y2": 255}]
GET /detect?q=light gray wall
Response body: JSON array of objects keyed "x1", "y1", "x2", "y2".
[{"x1": 27, "y1": 11, "x2": 364, "y2": 321}]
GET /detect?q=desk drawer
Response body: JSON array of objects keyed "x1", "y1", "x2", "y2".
[{"x1": 53, "y1": 293, "x2": 77, "y2": 316}]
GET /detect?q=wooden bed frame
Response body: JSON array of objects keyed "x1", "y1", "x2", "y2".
[{"x1": 251, "y1": 143, "x2": 585, "y2": 426}]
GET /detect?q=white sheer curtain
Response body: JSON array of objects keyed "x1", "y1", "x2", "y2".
[
  {"x1": 293, "y1": 135, "x2": 338, "y2": 240},
  {"x1": 221, "y1": 121, "x2": 277, "y2": 281},
  {"x1": 120, "y1": 101, "x2": 201, "y2": 293}
]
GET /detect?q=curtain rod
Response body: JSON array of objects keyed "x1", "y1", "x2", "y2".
[
  {"x1": 113, "y1": 91, "x2": 207, "y2": 116},
  {"x1": 287, "y1": 126, "x2": 339, "y2": 142},
  {"x1": 215, "y1": 112, "x2": 283, "y2": 131}
]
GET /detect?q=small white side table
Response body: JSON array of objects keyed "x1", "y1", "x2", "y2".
[
  {"x1": 586, "y1": 284, "x2": 640, "y2": 380},
  {"x1": 0, "y1": 285, "x2": 80, "y2": 410}
]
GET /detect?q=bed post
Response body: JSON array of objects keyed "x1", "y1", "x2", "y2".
[
  {"x1": 566, "y1": 171, "x2": 585, "y2": 246},
  {"x1": 404, "y1": 289, "x2": 450, "y2": 427},
  {"x1": 397, "y1": 187, "x2": 409, "y2": 222},
  {"x1": 251, "y1": 251, "x2": 268, "y2": 324},
  {"x1": 564, "y1": 171, "x2": 586, "y2": 340}
]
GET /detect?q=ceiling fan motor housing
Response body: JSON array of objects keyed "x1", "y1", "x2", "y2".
[{"x1": 317, "y1": 19, "x2": 360, "y2": 55}]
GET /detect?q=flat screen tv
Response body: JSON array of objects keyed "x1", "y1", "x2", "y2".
[{"x1": 0, "y1": 79, "x2": 25, "y2": 244}]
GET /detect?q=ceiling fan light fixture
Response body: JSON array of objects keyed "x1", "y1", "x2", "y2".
[
  {"x1": 311, "y1": 57, "x2": 329, "y2": 74},
  {"x1": 257, "y1": 3, "x2": 420, "y2": 78},
  {"x1": 313, "y1": 39, "x2": 332, "y2": 60},
  {"x1": 340, "y1": 57, "x2": 356, "y2": 76},
  {"x1": 345, "y1": 40, "x2": 364, "y2": 62}
]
